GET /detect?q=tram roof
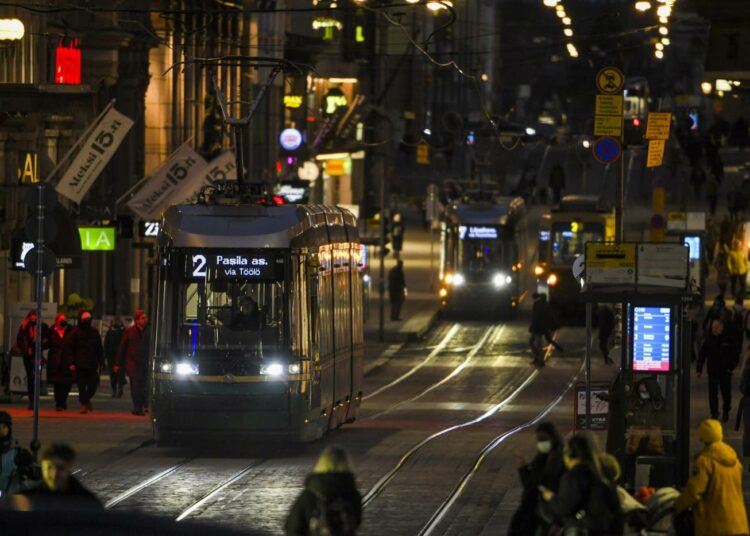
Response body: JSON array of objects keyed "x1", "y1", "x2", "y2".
[
  {"x1": 445, "y1": 196, "x2": 525, "y2": 225},
  {"x1": 160, "y1": 203, "x2": 359, "y2": 249},
  {"x1": 552, "y1": 195, "x2": 609, "y2": 213}
]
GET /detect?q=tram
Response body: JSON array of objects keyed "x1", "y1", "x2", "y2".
[
  {"x1": 623, "y1": 76, "x2": 650, "y2": 146},
  {"x1": 438, "y1": 196, "x2": 529, "y2": 318},
  {"x1": 535, "y1": 195, "x2": 615, "y2": 317},
  {"x1": 151, "y1": 202, "x2": 364, "y2": 444}
]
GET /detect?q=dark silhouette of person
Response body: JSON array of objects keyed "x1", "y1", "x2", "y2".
[
  {"x1": 390, "y1": 213, "x2": 405, "y2": 258},
  {"x1": 388, "y1": 260, "x2": 407, "y2": 321},
  {"x1": 66, "y1": 310, "x2": 104, "y2": 414},
  {"x1": 15, "y1": 310, "x2": 49, "y2": 410},
  {"x1": 114, "y1": 310, "x2": 150, "y2": 416},
  {"x1": 47, "y1": 314, "x2": 73, "y2": 411},
  {"x1": 549, "y1": 163, "x2": 566, "y2": 204}
]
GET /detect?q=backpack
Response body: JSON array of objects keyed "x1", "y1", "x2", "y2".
[{"x1": 308, "y1": 490, "x2": 357, "y2": 536}]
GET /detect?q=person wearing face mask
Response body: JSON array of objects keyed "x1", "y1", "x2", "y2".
[
  {"x1": 15, "y1": 310, "x2": 50, "y2": 410},
  {"x1": 47, "y1": 314, "x2": 74, "y2": 412},
  {"x1": 66, "y1": 311, "x2": 104, "y2": 414},
  {"x1": 0, "y1": 411, "x2": 38, "y2": 497},
  {"x1": 508, "y1": 422, "x2": 564, "y2": 536},
  {"x1": 540, "y1": 432, "x2": 623, "y2": 536},
  {"x1": 114, "y1": 310, "x2": 150, "y2": 416},
  {"x1": 698, "y1": 318, "x2": 740, "y2": 422}
]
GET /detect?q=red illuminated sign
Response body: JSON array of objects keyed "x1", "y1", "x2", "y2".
[{"x1": 55, "y1": 39, "x2": 81, "y2": 84}]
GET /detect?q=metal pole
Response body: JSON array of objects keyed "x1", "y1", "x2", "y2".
[
  {"x1": 615, "y1": 152, "x2": 624, "y2": 242},
  {"x1": 585, "y1": 301, "x2": 592, "y2": 430},
  {"x1": 429, "y1": 225, "x2": 435, "y2": 292},
  {"x1": 379, "y1": 171, "x2": 386, "y2": 342},
  {"x1": 31, "y1": 184, "x2": 45, "y2": 456}
]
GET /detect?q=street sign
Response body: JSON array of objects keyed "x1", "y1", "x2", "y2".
[
  {"x1": 592, "y1": 137, "x2": 621, "y2": 164},
  {"x1": 78, "y1": 227, "x2": 116, "y2": 251},
  {"x1": 585, "y1": 243, "x2": 636, "y2": 286},
  {"x1": 595, "y1": 95, "x2": 623, "y2": 116},
  {"x1": 637, "y1": 243, "x2": 688, "y2": 288},
  {"x1": 646, "y1": 139, "x2": 666, "y2": 168},
  {"x1": 645, "y1": 112, "x2": 672, "y2": 140},
  {"x1": 572, "y1": 255, "x2": 585, "y2": 280},
  {"x1": 595, "y1": 66, "x2": 625, "y2": 95},
  {"x1": 594, "y1": 115, "x2": 623, "y2": 137},
  {"x1": 25, "y1": 246, "x2": 56, "y2": 277}
]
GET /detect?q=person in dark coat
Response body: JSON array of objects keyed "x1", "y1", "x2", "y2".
[
  {"x1": 529, "y1": 293, "x2": 563, "y2": 367},
  {"x1": 508, "y1": 422, "x2": 565, "y2": 536},
  {"x1": 698, "y1": 319, "x2": 740, "y2": 422},
  {"x1": 0, "y1": 411, "x2": 38, "y2": 496},
  {"x1": 114, "y1": 310, "x2": 150, "y2": 415},
  {"x1": 284, "y1": 447, "x2": 362, "y2": 536},
  {"x1": 15, "y1": 310, "x2": 49, "y2": 410},
  {"x1": 390, "y1": 213, "x2": 405, "y2": 259},
  {"x1": 549, "y1": 163, "x2": 566, "y2": 204},
  {"x1": 739, "y1": 356, "x2": 750, "y2": 467},
  {"x1": 387, "y1": 260, "x2": 407, "y2": 321},
  {"x1": 597, "y1": 304, "x2": 615, "y2": 364},
  {"x1": 540, "y1": 433, "x2": 623, "y2": 536},
  {"x1": 104, "y1": 317, "x2": 126, "y2": 398},
  {"x1": 47, "y1": 313, "x2": 74, "y2": 411},
  {"x1": 702, "y1": 295, "x2": 732, "y2": 335},
  {"x1": 16, "y1": 442, "x2": 101, "y2": 511},
  {"x1": 67, "y1": 311, "x2": 104, "y2": 414}
]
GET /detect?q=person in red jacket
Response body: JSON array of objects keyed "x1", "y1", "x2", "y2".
[{"x1": 114, "y1": 310, "x2": 150, "y2": 416}]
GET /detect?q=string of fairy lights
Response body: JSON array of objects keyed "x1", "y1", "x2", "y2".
[
  {"x1": 635, "y1": 0, "x2": 673, "y2": 60},
  {"x1": 542, "y1": 0, "x2": 578, "y2": 58}
]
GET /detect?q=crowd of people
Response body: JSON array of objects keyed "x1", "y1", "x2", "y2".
[{"x1": 12, "y1": 309, "x2": 150, "y2": 416}]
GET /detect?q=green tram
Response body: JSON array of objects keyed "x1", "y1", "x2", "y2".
[{"x1": 152, "y1": 203, "x2": 364, "y2": 444}]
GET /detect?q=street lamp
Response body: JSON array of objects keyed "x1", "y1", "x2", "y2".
[
  {"x1": 659, "y1": 26, "x2": 669, "y2": 35},
  {"x1": 543, "y1": 0, "x2": 560, "y2": 6},
  {"x1": 634, "y1": 1, "x2": 651, "y2": 11},
  {"x1": 0, "y1": 18, "x2": 24, "y2": 40},
  {"x1": 654, "y1": 50, "x2": 664, "y2": 59},
  {"x1": 701, "y1": 82, "x2": 712, "y2": 95}
]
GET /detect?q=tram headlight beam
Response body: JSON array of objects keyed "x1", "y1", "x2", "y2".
[
  {"x1": 175, "y1": 362, "x2": 199, "y2": 375},
  {"x1": 492, "y1": 273, "x2": 512, "y2": 288},
  {"x1": 260, "y1": 362, "x2": 301, "y2": 376}
]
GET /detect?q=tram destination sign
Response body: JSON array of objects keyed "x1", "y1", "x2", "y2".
[{"x1": 186, "y1": 251, "x2": 284, "y2": 281}]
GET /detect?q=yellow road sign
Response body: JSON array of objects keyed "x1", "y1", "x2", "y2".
[
  {"x1": 595, "y1": 95, "x2": 623, "y2": 116},
  {"x1": 647, "y1": 139, "x2": 666, "y2": 167},
  {"x1": 594, "y1": 115, "x2": 623, "y2": 137},
  {"x1": 645, "y1": 112, "x2": 672, "y2": 140},
  {"x1": 596, "y1": 67, "x2": 625, "y2": 94}
]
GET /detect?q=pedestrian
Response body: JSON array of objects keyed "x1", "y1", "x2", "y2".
[
  {"x1": 704, "y1": 297, "x2": 732, "y2": 339},
  {"x1": 549, "y1": 163, "x2": 566, "y2": 204},
  {"x1": 284, "y1": 446, "x2": 362, "y2": 536},
  {"x1": 698, "y1": 319, "x2": 740, "y2": 422},
  {"x1": 390, "y1": 213, "x2": 404, "y2": 259},
  {"x1": 15, "y1": 310, "x2": 49, "y2": 410},
  {"x1": 15, "y1": 442, "x2": 102, "y2": 510},
  {"x1": 508, "y1": 422, "x2": 565, "y2": 536},
  {"x1": 529, "y1": 293, "x2": 562, "y2": 367},
  {"x1": 706, "y1": 173, "x2": 719, "y2": 215},
  {"x1": 597, "y1": 304, "x2": 615, "y2": 364},
  {"x1": 47, "y1": 313, "x2": 74, "y2": 412},
  {"x1": 539, "y1": 432, "x2": 623, "y2": 535},
  {"x1": 714, "y1": 248, "x2": 731, "y2": 299},
  {"x1": 0, "y1": 411, "x2": 38, "y2": 496},
  {"x1": 104, "y1": 317, "x2": 126, "y2": 398},
  {"x1": 598, "y1": 453, "x2": 647, "y2": 535},
  {"x1": 673, "y1": 419, "x2": 748, "y2": 536},
  {"x1": 726, "y1": 239, "x2": 748, "y2": 300},
  {"x1": 705, "y1": 218, "x2": 719, "y2": 269},
  {"x1": 690, "y1": 165, "x2": 706, "y2": 200},
  {"x1": 114, "y1": 310, "x2": 150, "y2": 416},
  {"x1": 66, "y1": 311, "x2": 104, "y2": 414},
  {"x1": 739, "y1": 354, "x2": 750, "y2": 469},
  {"x1": 387, "y1": 260, "x2": 407, "y2": 321}
]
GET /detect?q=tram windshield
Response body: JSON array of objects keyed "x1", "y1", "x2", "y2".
[
  {"x1": 160, "y1": 250, "x2": 287, "y2": 362},
  {"x1": 551, "y1": 222, "x2": 603, "y2": 264},
  {"x1": 457, "y1": 225, "x2": 514, "y2": 273}
]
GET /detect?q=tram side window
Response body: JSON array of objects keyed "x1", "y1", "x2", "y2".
[
  {"x1": 551, "y1": 222, "x2": 603, "y2": 264},
  {"x1": 318, "y1": 267, "x2": 334, "y2": 359},
  {"x1": 538, "y1": 229, "x2": 550, "y2": 263}
]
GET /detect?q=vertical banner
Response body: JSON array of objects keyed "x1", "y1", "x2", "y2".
[
  {"x1": 56, "y1": 108, "x2": 134, "y2": 204},
  {"x1": 126, "y1": 143, "x2": 207, "y2": 220}
]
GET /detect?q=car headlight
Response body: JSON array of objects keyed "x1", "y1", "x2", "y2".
[
  {"x1": 175, "y1": 362, "x2": 199, "y2": 375},
  {"x1": 159, "y1": 362, "x2": 173, "y2": 373},
  {"x1": 452, "y1": 273, "x2": 465, "y2": 286},
  {"x1": 493, "y1": 273, "x2": 512, "y2": 287},
  {"x1": 547, "y1": 273, "x2": 558, "y2": 286},
  {"x1": 444, "y1": 273, "x2": 454, "y2": 284}
]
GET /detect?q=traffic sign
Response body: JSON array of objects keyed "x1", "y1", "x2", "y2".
[
  {"x1": 596, "y1": 67, "x2": 625, "y2": 95},
  {"x1": 585, "y1": 243, "x2": 636, "y2": 286},
  {"x1": 592, "y1": 137, "x2": 621, "y2": 164},
  {"x1": 24, "y1": 246, "x2": 56, "y2": 277},
  {"x1": 572, "y1": 255, "x2": 585, "y2": 280},
  {"x1": 645, "y1": 112, "x2": 672, "y2": 140},
  {"x1": 647, "y1": 139, "x2": 666, "y2": 168},
  {"x1": 595, "y1": 95, "x2": 623, "y2": 116},
  {"x1": 594, "y1": 115, "x2": 623, "y2": 137}
]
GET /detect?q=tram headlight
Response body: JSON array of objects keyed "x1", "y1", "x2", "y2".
[
  {"x1": 175, "y1": 362, "x2": 199, "y2": 375},
  {"x1": 288, "y1": 363, "x2": 301, "y2": 374},
  {"x1": 452, "y1": 273, "x2": 465, "y2": 286},
  {"x1": 260, "y1": 362, "x2": 285, "y2": 377},
  {"x1": 439, "y1": 288, "x2": 448, "y2": 298},
  {"x1": 493, "y1": 273, "x2": 512, "y2": 288},
  {"x1": 547, "y1": 273, "x2": 558, "y2": 286},
  {"x1": 159, "y1": 362, "x2": 173, "y2": 373},
  {"x1": 444, "y1": 273, "x2": 454, "y2": 284}
]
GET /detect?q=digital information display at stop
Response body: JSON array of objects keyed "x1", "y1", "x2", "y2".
[
  {"x1": 631, "y1": 306, "x2": 672, "y2": 372},
  {"x1": 187, "y1": 251, "x2": 284, "y2": 281}
]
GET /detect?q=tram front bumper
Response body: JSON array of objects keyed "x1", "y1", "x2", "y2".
[{"x1": 443, "y1": 283, "x2": 515, "y2": 312}]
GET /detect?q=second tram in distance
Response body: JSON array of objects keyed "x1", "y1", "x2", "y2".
[
  {"x1": 438, "y1": 196, "x2": 529, "y2": 318},
  {"x1": 535, "y1": 195, "x2": 614, "y2": 318}
]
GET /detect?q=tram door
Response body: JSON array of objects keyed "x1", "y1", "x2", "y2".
[{"x1": 308, "y1": 254, "x2": 333, "y2": 422}]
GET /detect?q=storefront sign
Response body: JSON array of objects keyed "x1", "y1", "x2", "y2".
[
  {"x1": 284, "y1": 95, "x2": 303, "y2": 109},
  {"x1": 323, "y1": 88, "x2": 348, "y2": 115},
  {"x1": 279, "y1": 128, "x2": 303, "y2": 151},
  {"x1": 78, "y1": 227, "x2": 115, "y2": 251},
  {"x1": 55, "y1": 40, "x2": 81, "y2": 84},
  {"x1": 325, "y1": 159, "x2": 345, "y2": 176},
  {"x1": 16, "y1": 151, "x2": 39, "y2": 183},
  {"x1": 56, "y1": 108, "x2": 134, "y2": 204}
]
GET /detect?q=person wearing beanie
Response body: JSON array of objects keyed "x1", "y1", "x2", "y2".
[
  {"x1": 114, "y1": 310, "x2": 150, "y2": 416},
  {"x1": 673, "y1": 419, "x2": 749, "y2": 536},
  {"x1": 66, "y1": 310, "x2": 105, "y2": 414}
]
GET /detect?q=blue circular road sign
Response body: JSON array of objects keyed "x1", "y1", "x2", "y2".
[{"x1": 593, "y1": 137, "x2": 621, "y2": 164}]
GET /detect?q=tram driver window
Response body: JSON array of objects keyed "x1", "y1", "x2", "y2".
[{"x1": 551, "y1": 222, "x2": 603, "y2": 264}]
